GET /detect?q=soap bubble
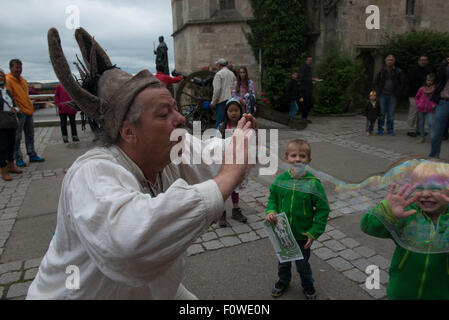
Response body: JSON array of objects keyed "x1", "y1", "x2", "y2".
[{"x1": 268, "y1": 159, "x2": 449, "y2": 253}]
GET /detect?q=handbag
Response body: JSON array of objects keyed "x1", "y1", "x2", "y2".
[
  {"x1": 0, "y1": 91, "x2": 19, "y2": 129},
  {"x1": 0, "y1": 111, "x2": 18, "y2": 129}
]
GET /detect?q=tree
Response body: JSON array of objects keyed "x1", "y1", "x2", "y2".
[
  {"x1": 313, "y1": 46, "x2": 366, "y2": 114},
  {"x1": 382, "y1": 30, "x2": 449, "y2": 73},
  {"x1": 246, "y1": 0, "x2": 308, "y2": 110}
]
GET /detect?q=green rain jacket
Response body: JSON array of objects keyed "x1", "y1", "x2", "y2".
[
  {"x1": 361, "y1": 200, "x2": 449, "y2": 300},
  {"x1": 266, "y1": 170, "x2": 330, "y2": 240}
]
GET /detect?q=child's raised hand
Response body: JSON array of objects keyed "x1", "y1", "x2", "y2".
[
  {"x1": 386, "y1": 183, "x2": 420, "y2": 219},
  {"x1": 265, "y1": 212, "x2": 278, "y2": 224}
]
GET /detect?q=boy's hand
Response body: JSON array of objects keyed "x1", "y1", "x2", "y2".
[
  {"x1": 302, "y1": 233, "x2": 314, "y2": 249},
  {"x1": 386, "y1": 183, "x2": 420, "y2": 219},
  {"x1": 265, "y1": 212, "x2": 278, "y2": 224}
]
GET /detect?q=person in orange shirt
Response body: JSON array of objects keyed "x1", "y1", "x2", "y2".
[{"x1": 6, "y1": 59, "x2": 45, "y2": 167}]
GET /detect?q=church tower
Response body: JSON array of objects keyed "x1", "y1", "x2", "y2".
[{"x1": 171, "y1": 0, "x2": 259, "y2": 90}]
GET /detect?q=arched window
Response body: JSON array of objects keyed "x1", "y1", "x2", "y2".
[
  {"x1": 220, "y1": 0, "x2": 235, "y2": 10},
  {"x1": 406, "y1": 0, "x2": 415, "y2": 15}
]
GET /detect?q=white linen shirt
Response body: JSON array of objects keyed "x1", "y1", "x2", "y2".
[{"x1": 26, "y1": 135, "x2": 224, "y2": 299}]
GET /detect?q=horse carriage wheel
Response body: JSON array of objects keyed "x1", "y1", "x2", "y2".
[{"x1": 175, "y1": 70, "x2": 216, "y2": 131}]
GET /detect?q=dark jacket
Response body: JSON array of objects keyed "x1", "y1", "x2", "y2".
[
  {"x1": 364, "y1": 100, "x2": 381, "y2": 121},
  {"x1": 299, "y1": 64, "x2": 313, "y2": 91},
  {"x1": 286, "y1": 78, "x2": 301, "y2": 102},
  {"x1": 431, "y1": 59, "x2": 449, "y2": 104},
  {"x1": 407, "y1": 65, "x2": 433, "y2": 97},
  {"x1": 375, "y1": 66, "x2": 403, "y2": 97}
]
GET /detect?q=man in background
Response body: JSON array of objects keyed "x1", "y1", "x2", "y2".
[
  {"x1": 406, "y1": 55, "x2": 432, "y2": 137},
  {"x1": 211, "y1": 58, "x2": 236, "y2": 129},
  {"x1": 6, "y1": 59, "x2": 45, "y2": 167}
]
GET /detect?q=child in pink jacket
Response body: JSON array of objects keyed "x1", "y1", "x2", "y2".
[{"x1": 415, "y1": 74, "x2": 437, "y2": 143}]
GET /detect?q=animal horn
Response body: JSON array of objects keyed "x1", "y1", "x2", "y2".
[
  {"x1": 47, "y1": 27, "x2": 102, "y2": 121},
  {"x1": 75, "y1": 27, "x2": 112, "y2": 76}
]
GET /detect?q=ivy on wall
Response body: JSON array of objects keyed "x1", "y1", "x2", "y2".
[
  {"x1": 382, "y1": 29, "x2": 449, "y2": 75},
  {"x1": 246, "y1": 0, "x2": 308, "y2": 110}
]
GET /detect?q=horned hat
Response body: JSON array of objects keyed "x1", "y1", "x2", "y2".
[{"x1": 47, "y1": 27, "x2": 162, "y2": 143}]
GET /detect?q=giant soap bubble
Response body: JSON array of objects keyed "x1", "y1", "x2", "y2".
[{"x1": 269, "y1": 159, "x2": 449, "y2": 253}]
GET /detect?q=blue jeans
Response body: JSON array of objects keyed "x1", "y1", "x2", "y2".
[
  {"x1": 277, "y1": 239, "x2": 314, "y2": 289},
  {"x1": 14, "y1": 113, "x2": 37, "y2": 161},
  {"x1": 214, "y1": 101, "x2": 227, "y2": 129},
  {"x1": 366, "y1": 119, "x2": 376, "y2": 133},
  {"x1": 429, "y1": 100, "x2": 449, "y2": 158},
  {"x1": 378, "y1": 95, "x2": 397, "y2": 133},
  {"x1": 289, "y1": 101, "x2": 298, "y2": 118},
  {"x1": 418, "y1": 112, "x2": 434, "y2": 140}
]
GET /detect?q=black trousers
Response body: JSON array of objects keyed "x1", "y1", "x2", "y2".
[
  {"x1": 300, "y1": 89, "x2": 313, "y2": 119},
  {"x1": 0, "y1": 128, "x2": 16, "y2": 168},
  {"x1": 59, "y1": 114, "x2": 78, "y2": 138}
]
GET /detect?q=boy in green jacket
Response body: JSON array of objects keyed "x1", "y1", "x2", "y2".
[
  {"x1": 361, "y1": 161, "x2": 449, "y2": 299},
  {"x1": 265, "y1": 139, "x2": 330, "y2": 299}
]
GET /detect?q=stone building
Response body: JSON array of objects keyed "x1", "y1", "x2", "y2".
[
  {"x1": 308, "y1": 0, "x2": 449, "y2": 90},
  {"x1": 171, "y1": 0, "x2": 259, "y2": 90},
  {"x1": 172, "y1": 0, "x2": 449, "y2": 94}
]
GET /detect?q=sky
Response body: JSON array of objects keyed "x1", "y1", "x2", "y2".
[{"x1": 0, "y1": 0, "x2": 175, "y2": 82}]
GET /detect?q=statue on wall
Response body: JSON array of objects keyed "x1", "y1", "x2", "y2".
[{"x1": 154, "y1": 36, "x2": 169, "y2": 75}]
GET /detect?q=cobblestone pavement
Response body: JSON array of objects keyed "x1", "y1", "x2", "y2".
[{"x1": 0, "y1": 117, "x2": 414, "y2": 299}]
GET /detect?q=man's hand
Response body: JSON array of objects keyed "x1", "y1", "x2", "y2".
[
  {"x1": 265, "y1": 212, "x2": 278, "y2": 224},
  {"x1": 242, "y1": 113, "x2": 258, "y2": 131},
  {"x1": 214, "y1": 117, "x2": 255, "y2": 200},
  {"x1": 302, "y1": 233, "x2": 314, "y2": 249},
  {"x1": 386, "y1": 184, "x2": 420, "y2": 219}
]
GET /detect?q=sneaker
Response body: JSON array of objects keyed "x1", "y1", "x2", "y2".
[
  {"x1": 376, "y1": 130, "x2": 383, "y2": 136},
  {"x1": 72, "y1": 136, "x2": 80, "y2": 142},
  {"x1": 29, "y1": 155, "x2": 45, "y2": 163},
  {"x1": 303, "y1": 286, "x2": 317, "y2": 300},
  {"x1": 232, "y1": 208, "x2": 247, "y2": 223},
  {"x1": 407, "y1": 132, "x2": 417, "y2": 137},
  {"x1": 388, "y1": 130, "x2": 395, "y2": 136},
  {"x1": 271, "y1": 281, "x2": 289, "y2": 297},
  {"x1": 366, "y1": 132, "x2": 371, "y2": 136},
  {"x1": 16, "y1": 159, "x2": 26, "y2": 167},
  {"x1": 63, "y1": 136, "x2": 69, "y2": 143},
  {"x1": 418, "y1": 138, "x2": 425, "y2": 143}
]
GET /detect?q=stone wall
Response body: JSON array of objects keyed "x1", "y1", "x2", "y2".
[
  {"x1": 171, "y1": 0, "x2": 260, "y2": 92},
  {"x1": 314, "y1": 0, "x2": 449, "y2": 79},
  {"x1": 172, "y1": 0, "x2": 449, "y2": 95}
]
